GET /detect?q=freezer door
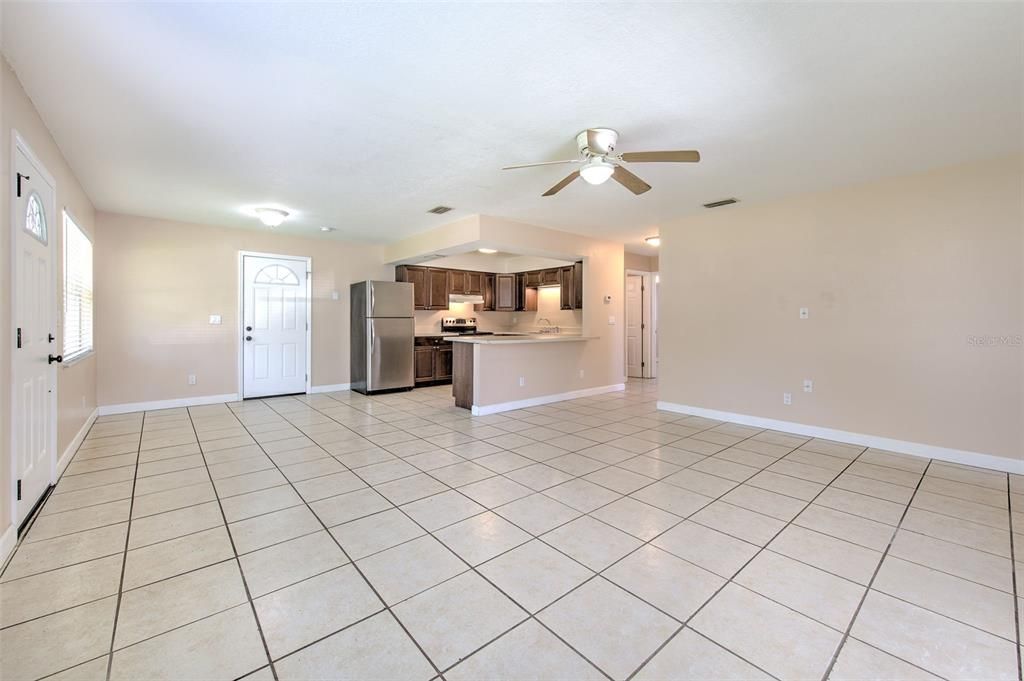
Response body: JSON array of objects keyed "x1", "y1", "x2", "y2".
[
  {"x1": 368, "y1": 281, "x2": 414, "y2": 318},
  {"x1": 367, "y1": 317, "x2": 414, "y2": 390}
]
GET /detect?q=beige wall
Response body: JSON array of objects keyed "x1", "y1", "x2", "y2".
[
  {"x1": 1, "y1": 57, "x2": 98, "y2": 534},
  {"x1": 625, "y1": 252, "x2": 658, "y2": 272},
  {"x1": 95, "y1": 213, "x2": 390, "y2": 406},
  {"x1": 659, "y1": 155, "x2": 1023, "y2": 463},
  {"x1": 471, "y1": 340, "x2": 597, "y2": 408}
]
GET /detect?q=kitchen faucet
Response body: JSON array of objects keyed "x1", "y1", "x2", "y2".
[{"x1": 535, "y1": 318, "x2": 560, "y2": 334}]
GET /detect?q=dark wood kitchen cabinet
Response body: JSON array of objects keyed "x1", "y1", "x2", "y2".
[
  {"x1": 414, "y1": 346, "x2": 435, "y2": 382},
  {"x1": 524, "y1": 270, "x2": 542, "y2": 287},
  {"x1": 495, "y1": 274, "x2": 516, "y2": 311},
  {"x1": 481, "y1": 274, "x2": 496, "y2": 311},
  {"x1": 541, "y1": 268, "x2": 560, "y2": 286},
  {"x1": 560, "y1": 266, "x2": 574, "y2": 310},
  {"x1": 573, "y1": 261, "x2": 583, "y2": 309},
  {"x1": 395, "y1": 265, "x2": 429, "y2": 309},
  {"x1": 415, "y1": 337, "x2": 453, "y2": 384},
  {"x1": 427, "y1": 268, "x2": 449, "y2": 309},
  {"x1": 465, "y1": 271, "x2": 484, "y2": 295},
  {"x1": 448, "y1": 269, "x2": 466, "y2": 295}
]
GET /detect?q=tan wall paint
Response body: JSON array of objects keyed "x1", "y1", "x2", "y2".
[
  {"x1": 1, "y1": 57, "x2": 98, "y2": 532},
  {"x1": 625, "y1": 253, "x2": 658, "y2": 272},
  {"x1": 659, "y1": 155, "x2": 1023, "y2": 462},
  {"x1": 471, "y1": 340, "x2": 599, "y2": 407},
  {"x1": 94, "y1": 212, "x2": 391, "y2": 406}
]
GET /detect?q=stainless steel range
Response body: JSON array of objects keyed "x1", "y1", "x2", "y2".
[{"x1": 441, "y1": 317, "x2": 493, "y2": 336}]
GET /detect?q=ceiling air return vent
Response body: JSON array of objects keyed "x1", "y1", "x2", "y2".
[
  {"x1": 427, "y1": 205, "x2": 453, "y2": 215},
  {"x1": 703, "y1": 198, "x2": 738, "y2": 209}
]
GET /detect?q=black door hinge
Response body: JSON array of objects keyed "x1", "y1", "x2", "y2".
[
  {"x1": 16, "y1": 327, "x2": 22, "y2": 349},
  {"x1": 16, "y1": 173, "x2": 30, "y2": 198},
  {"x1": 16, "y1": 479, "x2": 22, "y2": 501}
]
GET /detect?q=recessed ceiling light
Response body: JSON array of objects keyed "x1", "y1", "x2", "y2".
[
  {"x1": 478, "y1": 248, "x2": 498, "y2": 254},
  {"x1": 645, "y1": 236, "x2": 661, "y2": 247},
  {"x1": 320, "y1": 226, "x2": 336, "y2": 232},
  {"x1": 254, "y1": 207, "x2": 289, "y2": 227}
]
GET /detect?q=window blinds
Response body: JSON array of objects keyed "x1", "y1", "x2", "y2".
[{"x1": 63, "y1": 212, "x2": 93, "y2": 361}]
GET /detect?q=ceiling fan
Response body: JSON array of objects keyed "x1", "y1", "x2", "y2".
[{"x1": 502, "y1": 128, "x2": 700, "y2": 196}]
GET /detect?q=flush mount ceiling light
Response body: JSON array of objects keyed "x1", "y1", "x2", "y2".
[
  {"x1": 645, "y1": 236, "x2": 661, "y2": 247},
  {"x1": 478, "y1": 248, "x2": 498, "y2": 254},
  {"x1": 254, "y1": 207, "x2": 289, "y2": 227},
  {"x1": 579, "y1": 158, "x2": 615, "y2": 185},
  {"x1": 320, "y1": 226, "x2": 336, "y2": 232}
]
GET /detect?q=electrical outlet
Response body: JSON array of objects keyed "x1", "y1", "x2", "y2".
[
  {"x1": 188, "y1": 374, "x2": 197, "y2": 386},
  {"x1": 799, "y1": 307, "x2": 809, "y2": 320},
  {"x1": 518, "y1": 377, "x2": 525, "y2": 387},
  {"x1": 608, "y1": 315, "x2": 616, "y2": 325},
  {"x1": 208, "y1": 314, "x2": 222, "y2": 325},
  {"x1": 803, "y1": 379, "x2": 813, "y2": 393},
  {"x1": 783, "y1": 392, "x2": 792, "y2": 405}
]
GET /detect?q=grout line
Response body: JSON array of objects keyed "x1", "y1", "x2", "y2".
[
  {"x1": 104, "y1": 411, "x2": 145, "y2": 681},
  {"x1": 819, "y1": 460, "x2": 933, "y2": 681}
]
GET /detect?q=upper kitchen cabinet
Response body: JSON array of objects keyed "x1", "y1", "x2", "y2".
[
  {"x1": 541, "y1": 268, "x2": 560, "y2": 286},
  {"x1": 573, "y1": 261, "x2": 583, "y2": 309},
  {"x1": 395, "y1": 265, "x2": 429, "y2": 309},
  {"x1": 428, "y1": 268, "x2": 449, "y2": 309},
  {"x1": 466, "y1": 271, "x2": 484, "y2": 295},
  {"x1": 495, "y1": 274, "x2": 515, "y2": 311},
  {"x1": 481, "y1": 274, "x2": 496, "y2": 311},
  {"x1": 448, "y1": 269, "x2": 467, "y2": 295},
  {"x1": 559, "y1": 266, "x2": 574, "y2": 310}
]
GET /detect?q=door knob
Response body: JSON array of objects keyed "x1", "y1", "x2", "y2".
[
  {"x1": 245, "y1": 336, "x2": 253, "y2": 341},
  {"x1": 246, "y1": 326, "x2": 253, "y2": 332},
  {"x1": 48, "y1": 354, "x2": 63, "y2": 364}
]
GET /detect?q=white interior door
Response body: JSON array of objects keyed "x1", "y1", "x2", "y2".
[
  {"x1": 12, "y1": 140, "x2": 58, "y2": 525},
  {"x1": 626, "y1": 274, "x2": 643, "y2": 378},
  {"x1": 242, "y1": 255, "x2": 309, "y2": 398}
]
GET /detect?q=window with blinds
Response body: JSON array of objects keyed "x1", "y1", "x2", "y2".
[{"x1": 63, "y1": 212, "x2": 93, "y2": 361}]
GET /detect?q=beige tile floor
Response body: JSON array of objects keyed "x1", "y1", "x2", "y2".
[{"x1": 1, "y1": 380, "x2": 1021, "y2": 680}]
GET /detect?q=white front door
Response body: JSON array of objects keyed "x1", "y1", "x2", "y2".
[
  {"x1": 242, "y1": 254, "x2": 309, "y2": 398},
  {"x1": 12, "y1": 140, "x2": 58, "y2": 525},
  {"x1": 625, "y1": 274, "x2": 643, "y2": 378}
]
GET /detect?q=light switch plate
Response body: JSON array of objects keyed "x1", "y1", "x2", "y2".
[
  {"x1": 803, "y1": 379, "x2": 813, "y2": 393},
  {"x1": 331, "y1": 291, "x2": 340, "y2": 301},
  {"x1": 799, "y1": 307, "x2": 809, "y2": 320},
  {"x1": 209, "y1": 314, "x2": 222, "y2": 325},
  {"x1": 608, "y1": 316, "x2": 616, "y2": 325}
]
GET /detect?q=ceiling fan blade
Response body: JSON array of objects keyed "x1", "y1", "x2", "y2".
[
  {"x1": 542, "y1": 171, "x2": 580, "y2": 196},
  {"x1": 502, "y1": 159, "x2": 580, "y2": 170},
  {"x1": 620, "y1": 150, "x2": 701, "y2": 163},
  {"x1": 611, "y1": 166, "x2": 652, "y2": 195}
]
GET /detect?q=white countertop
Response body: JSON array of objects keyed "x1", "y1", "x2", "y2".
[
  {"x1": 449, "y1": 335, "x2": 596, "y2": 345},
  {"x1": 414, "y1": 331, "x2": 459, "y2": 337}
]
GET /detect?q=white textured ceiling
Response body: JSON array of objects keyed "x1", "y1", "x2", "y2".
[{"x1": 2, "y1": 2, "x2": 1021, "y2": 251}]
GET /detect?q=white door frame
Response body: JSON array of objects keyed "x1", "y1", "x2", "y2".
[
  {"x1": 237, "y1": 251, "x2": 312, "y2": 398},
  {"x1": 9, "y1": 130, "x2": 59, "y2": 526},
  {"x1": 650, "y1": 271, "x2": 659, "y2": 379},
  {"x1": 625, "y1": 269, "x2": 655, "y2": 379}
]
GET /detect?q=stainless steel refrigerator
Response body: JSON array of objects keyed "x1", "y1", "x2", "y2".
[{"x1": 350, "y1": 281, "x2": 415, "y2": 394}]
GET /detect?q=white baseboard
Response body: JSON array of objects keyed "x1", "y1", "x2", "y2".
[
  {"x1": 472, "y1": 383, "x2": 626, "y2": 416},
  {"x1": 310, "y1": 383, "x2": 351, "y2": 394},
  {"x1": 58, "y1": 407, "x2": 97, "y2": 477},
  {"x1": 656, "y1": 401, "x2": 1023, "y2": 474},
  {"x1": 98, "y1": 393, "x2": 240, "y2": 416},
  {"x1": 0, "y1": 522, "x2": 16, "y2": 569}
]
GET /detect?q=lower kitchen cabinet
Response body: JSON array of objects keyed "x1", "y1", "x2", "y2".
[{"x1": 414, "y1": 337, "x2": 453, "y2": 385}]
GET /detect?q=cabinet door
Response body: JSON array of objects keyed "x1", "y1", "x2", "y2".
[
  {"x1": 428, "y1": 269, "x2": 450, "y2": 309},
  {"x1": 560, "y1": 267, "x2": 574, "y2": 310},
  {"x1": 525, "y1": 270, "x2": 542, "y2": 287},
  {"x1": 466, "y1": 272, "x2": 484, "y2": 295},
  {"x1": 435, "y1": 347, "x2": 453, "y2": 380},
  {"x1": 542, "y1": 268, "x2": 560, "y2": 285},
  {"x1": 573, "y1": 261, "x2": 583, "y2": 309},
  {"x1": 482, "y1": 274, "x2": 496, "y2": 311},
  {"x1": 448, "y1": 270, "x2": 466, "y2": 295},
  {"x1": 397, "y1": 266, "x2": 428, "y2": 309},
  {"x1": 414, "y1": 347, "x2": 435, "y2": 382},
  {"x1": 495, "y1": 274, "x2": 515, "y2": 311}
]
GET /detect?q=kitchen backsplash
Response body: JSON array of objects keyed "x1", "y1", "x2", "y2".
[{"x1": 413, "y1": 289, "x2": 582, "y2": 334}]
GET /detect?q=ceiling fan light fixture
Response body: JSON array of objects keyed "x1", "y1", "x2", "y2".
[
  {"x1": 579, "y1": 159, "x2": 615, "y2": 185},
  {"x1": 254, "y1": 207, "x2": 289, "y2": 227},
  {"x1": 645, "y1": 236, "x2": 661, "y2": 247}
]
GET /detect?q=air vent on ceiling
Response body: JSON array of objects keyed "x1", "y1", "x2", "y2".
[
  {"x1": 427, "y1": 205, "x2": 453, "y2": 215},
  {"x1": 703, "y1": 198, "x2": 738, "y2": 209}
]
